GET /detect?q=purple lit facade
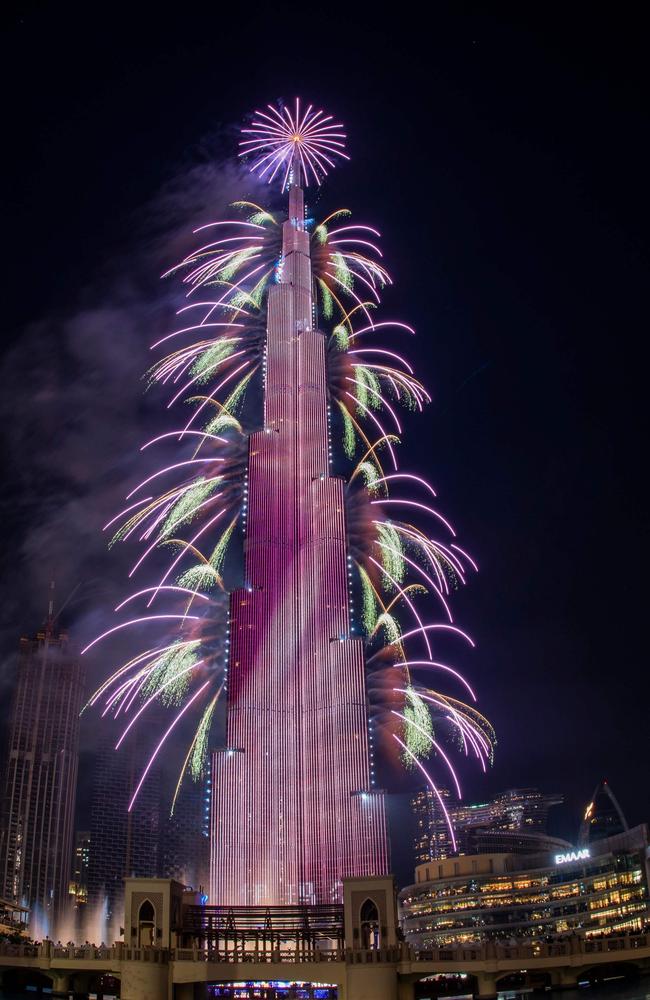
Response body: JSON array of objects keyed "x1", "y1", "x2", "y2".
[{"x1": 210, "y1": 179, "x2": 389, "y2": 905}]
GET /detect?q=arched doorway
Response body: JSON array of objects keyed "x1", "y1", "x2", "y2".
[
  {"x1": 1, "y1": 968, "x2": 54, "y2": 994},
  {"x1": 137, "y1": 898, "x2": 156, "y2": 946},
  {"x1": 581, "y1": 962, "x2": 639, "y2": 987},
  {"x1": 359, "y1": 897, "x2": 380, "y2": 949},
  {"x1": 415, "y1": 973, "x2": 478, "y2": 999},
  {"x1": 87, "y1": 972, "x2": 121, "y2": 998}
]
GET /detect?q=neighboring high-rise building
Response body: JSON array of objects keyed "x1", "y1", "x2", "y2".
[
  {"x1": 0, "y1": 598, "x2": 83, "y2": 920},
  {"x1": 162, "y1": 775, "x2": 210, "y2": 892},
  {"x1": 579, "y1": 779, "x2": 629, "y2": 845},
  {"x1": 413, "y1": 787, "x2": 452, "y2": 864},
  {"x1": 69, "y1": 830, "x2": 90, "y2": 905},
  {"x1": 87, "y1": 730, "x2": 161, "y2": 921},
  {"x1": 412, "y1": 787, "x2": 564, "y2": 862},
  {"x1": 211, "y1": 164, "x2": 388, "y2": 905}
]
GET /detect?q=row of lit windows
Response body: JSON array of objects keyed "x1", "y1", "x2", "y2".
[
  {"x1": 405, "y1": 896, "x2": 648, "y2": 934},
  {"x1": 412, "y1": 914, "x2": 647, "y2": 949},
  {"x1": 405, "y1": 884, "x2": 647, "y2": 923},
  {"x1": 407, "y1": 901, "x2": 648, "y2": 937},
  {"x1": 404, "y1": 864, "x2": 644, "y2": 909},
  {"x1": 408, "y1": 896, "x2": 649, "y2": 932},
  {"x1": 404, "y1": 876, "x2": 645, "y2": 919}
]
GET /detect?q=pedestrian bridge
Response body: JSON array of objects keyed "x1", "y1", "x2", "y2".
[{"x1": 1, "y1": 932, "x2": 650, "y2": 999}]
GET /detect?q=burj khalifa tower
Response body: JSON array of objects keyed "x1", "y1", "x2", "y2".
[{"x1": 210, "y1": 104, "x2": 389, "y2": 905}]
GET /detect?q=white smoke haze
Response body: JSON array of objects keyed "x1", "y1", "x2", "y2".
[
  {"x1": 0, "y1": 152, "x2": 258, "y2": 679},
  {"x1": 0, "y1": 145, "x2": 265, "y2": 878}
]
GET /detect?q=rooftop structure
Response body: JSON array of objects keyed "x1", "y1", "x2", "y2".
[{"x1": 579, "y1": 780, "x2": 629, "y2": 846}]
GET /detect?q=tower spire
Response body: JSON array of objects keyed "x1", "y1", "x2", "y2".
[
  {"x1": 44, "y1": 578, "x2": 56, "y2": 637},
  {"x1": 291, "y1": 144, "x2": 302, "y2": 190},
  {"x1": 287, "y1": 148, "x2": 305, "y2": 236}
]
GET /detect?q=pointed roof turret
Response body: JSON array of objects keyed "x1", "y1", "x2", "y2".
[{"x1": 578, "y1": 779, "x2": 628, "y2": 845}]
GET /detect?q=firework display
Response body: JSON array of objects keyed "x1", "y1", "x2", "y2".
[{"x1": 84, "y1": 99, "x2": 494, "y2": 905}]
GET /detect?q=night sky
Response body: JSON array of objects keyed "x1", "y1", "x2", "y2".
[{"x1": 1, "y1": 3, "x2": 648, "y2": 882}]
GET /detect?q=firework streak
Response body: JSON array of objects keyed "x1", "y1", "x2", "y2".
[{"x1": 84, "y1": 100, "x2": 495, "y2": 906}]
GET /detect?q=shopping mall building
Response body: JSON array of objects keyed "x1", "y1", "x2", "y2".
[{"x1": 399, "y1": 824, "x2": 650, "y2": 948}]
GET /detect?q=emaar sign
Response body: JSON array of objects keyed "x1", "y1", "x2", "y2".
[{"x1": 555, "y1": 848, "x2": 590, "y2": 865}]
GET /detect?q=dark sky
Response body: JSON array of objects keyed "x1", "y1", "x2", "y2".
[{"x1": 1, "y1": 2, "x2": 648, "y2": 873}]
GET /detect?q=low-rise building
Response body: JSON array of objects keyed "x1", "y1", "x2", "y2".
[{"x1": 399, "y1": 824, "x2": 650, "y2": 948}]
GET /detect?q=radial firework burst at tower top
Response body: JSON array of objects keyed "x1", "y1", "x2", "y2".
[
  {"x1": 83, "y1": 99, "x2": 495, "y2": 882},
  {"x1": 239, "y1": 98, "x2": 349, "y2": 190}
]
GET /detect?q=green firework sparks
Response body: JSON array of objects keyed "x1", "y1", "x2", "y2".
[
  {"x1": 403, "y1": 686, "x2": 433, "y2": 765},
  {"x1": 161, "y1": 478, "x2": 223, "y2": 539},
  {"x1": 377, "y1": 522, "x2": 406, "y2": 584},
  {"x1": 142, "y1": 640, "x2": 202, "y2": 707},
  {"x1": 190, "y1": 339, "x2": 238, "y2": 384}
]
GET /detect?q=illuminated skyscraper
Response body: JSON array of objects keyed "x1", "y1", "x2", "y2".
[
  {"x1": 69, "y1": 830, "x2": 91, "y2": 905},
  {"x1": 0, "y1": 600, "x2": 83, "y2": 919},
  {"x1": 210, "y1": 168, "x2": 388, "y2": 905},
  {"x1": 412, "y1": 787, "x2": 452, "y2": 864}
]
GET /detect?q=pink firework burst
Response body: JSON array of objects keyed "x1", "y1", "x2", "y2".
[{"x1": 240, "y1": 98, "x2": 349, "y2": 190}]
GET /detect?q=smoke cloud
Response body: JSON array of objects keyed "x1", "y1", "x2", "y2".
[{"x1": 0, "y1": 148, "x2": 260, "y2": 742}]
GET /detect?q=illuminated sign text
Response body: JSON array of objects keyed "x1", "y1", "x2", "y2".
[{"x1": 555, "y1": 848, "x2": 590, "y2": 865}]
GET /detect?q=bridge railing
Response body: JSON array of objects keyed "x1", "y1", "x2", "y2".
[
  {"x1": 2, "y1": 931, "x2": 648, "y2": 967},
  {"x1": 584, "y1": 934, "x2": 648, "y2": 953},
  {"x1": 346, "y1": 947, "x2": 405, "y2": 964},
  {"x1": 51, "y1": 945, "x2": 114, "y2": 960},
  {"x1": 0, "y1": 942, "x2": 169, "y2": 963},
  {"x1": 172, "y1": 946, "x2": 346, "y2": 964},
  {"x1": 117, "y1": 947, "x2": 169, "y2": 963},
  {"x1": 0, "y1": 942, "x2": 38, "y2": 958},
  {"x1": 412, "y1": 932, "x2": 650, "y2": 963}
]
